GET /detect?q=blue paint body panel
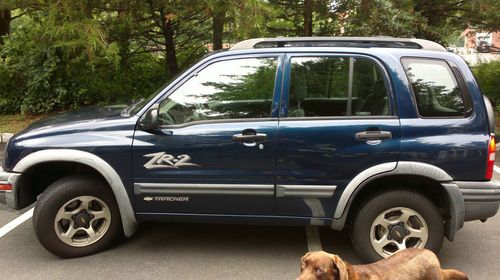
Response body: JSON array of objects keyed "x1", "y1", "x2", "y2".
[{"x1": 2, "y1": 46, "x2": 491, "y2": 226}]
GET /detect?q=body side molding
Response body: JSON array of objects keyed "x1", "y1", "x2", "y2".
[
  {"x1": 276, "y1": 185, "x2": 336, "y2": 198},
  {"x1": 135, "y1": 183, "x2": 274, "y2": 196},
  {"x1": 13, "y1": 149, "x2": 138, "y2": 237}
]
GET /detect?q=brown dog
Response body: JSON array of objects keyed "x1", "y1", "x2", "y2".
[{"x1": 297, "y1": 248, "x2": 467, "y2": 280}]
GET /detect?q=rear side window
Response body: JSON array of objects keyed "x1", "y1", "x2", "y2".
[
  {"x1": 402, "y1": 58, "x2": 470, "y2": 117},
  {"x1": 287, "y1": 56, "x2": 389, "y2": 117}
]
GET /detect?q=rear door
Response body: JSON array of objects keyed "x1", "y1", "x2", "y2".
[{"x1": 275, "y1": 54, "x2": 401, "y2": 220}]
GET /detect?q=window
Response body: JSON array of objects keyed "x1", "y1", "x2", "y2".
[
  {"x1": 288, "y1": 56, "x2": 389, "y2": 118},
  {"x1": 159, "y1": 57, "x2": 278, "y2": 125},
  {"x1": 402, "y1": 58, "x2": 469, "y2": 117}
]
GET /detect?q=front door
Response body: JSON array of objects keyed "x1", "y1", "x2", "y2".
[
  {"x1": 133, "y1": 55, "x2": 282, "y2": 215},
  {"x1": 275, "y1": 54, "x2": 401, "y2": 221}
]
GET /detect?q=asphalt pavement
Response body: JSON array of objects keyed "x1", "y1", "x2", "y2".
[{"x1": 0, "y1": 142, "x2": 499, "y2": 279}]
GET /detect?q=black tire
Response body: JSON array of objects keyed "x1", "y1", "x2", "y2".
[
  {"x1": 351, "y1": 190, "x2": 444, "y2": 263},
  {"x1": 33, "y1": 176, "x2": 122, "y2": 258}
]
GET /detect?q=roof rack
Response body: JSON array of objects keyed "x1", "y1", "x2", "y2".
[{"x1": 230, "y1": 37, "x2": 447, "y2": 52}]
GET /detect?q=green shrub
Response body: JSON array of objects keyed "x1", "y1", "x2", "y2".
[
  {"x1": 473, "y1": 60, "x2": 500, "y2": 109},
  {"x1": 0, "y1": 12, "x2": 169, "y2": 115},
  {"x1": 0, "y1": 62, "x2": 21, "y2": 114}
]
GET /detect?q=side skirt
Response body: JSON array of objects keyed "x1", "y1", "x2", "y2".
[{"x1": 136, "y1": 212, "x2": 333, "y2": 227}]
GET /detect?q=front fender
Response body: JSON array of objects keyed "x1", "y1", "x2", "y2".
[{"x1": 14, "y1": 149, "x2": 138, "y2": 237}]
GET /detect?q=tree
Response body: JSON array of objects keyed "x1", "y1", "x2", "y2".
[
  {"x1": 303, "y1": 0, "x2": 313, "y2": 36},
  {"x1": 206, "y1": 0, "x2": 274, "y2": 49},
  {"x1": 337, "y1": 0, "x2": 425, "y2": 37},
  {"x1": 267, "y1": 0, "x2": 334, "y2": 36},
  {"x1": 0, "y1": 9, "x2": 10, "y2": 43},
  {"x1": 412, "y1": 0, "x2": 500, "y2": 42},
  {"x1": 135, "y1": 0, "x2": 210, "y2": 76},
  {"x1": 336, "y1": 0, "x2": 500, "y2": 43},
  {"x1": 473, "y1": 61, "x2": 500, "y2": 108},
  {"x1": 0, "y1": 1, "x2": 68, "y2": 44},
  {"x1": 205, "y1": 0, "x2": 228, "y2": 50},
  {"x1": 0, "y1": 0, "x2": 499, "y2": 115}
]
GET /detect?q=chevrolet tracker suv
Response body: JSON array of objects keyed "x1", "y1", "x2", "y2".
[{"x1": 1, "y1": 37, "x2": 499, "y2": 261}]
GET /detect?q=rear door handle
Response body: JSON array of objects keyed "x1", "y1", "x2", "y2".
[
  {"x1": 355, "y1": 131, "x2": 392, "y2": 141},
  {"x1": 232, "y1": 133, "x2": 267, "y2": 142}
]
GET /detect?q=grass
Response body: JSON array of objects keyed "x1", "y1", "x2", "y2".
[{"x1": 0, "y1": 114, "x2": 49, "y2": 134}]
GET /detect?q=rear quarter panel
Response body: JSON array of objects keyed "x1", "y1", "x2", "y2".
[{"x1": 384, "y1": 49, "x2": 489, "y2": 181}]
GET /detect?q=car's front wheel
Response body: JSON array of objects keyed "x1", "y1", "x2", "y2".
[
  {"x1": 351, "y1": 190, "x2": 444, "y2": 263},
  {"x1": 33, "y1": 176, "x2": 122, "y2": 258}
]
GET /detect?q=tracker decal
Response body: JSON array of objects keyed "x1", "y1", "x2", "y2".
[{"x1": 143, "y1": 196, "x2": 190, "y2": 202}]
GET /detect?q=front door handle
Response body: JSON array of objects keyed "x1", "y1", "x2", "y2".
[
  {"x1": 232, "y1": 133, "x2": 267, "y2": 142},
  {"x1": 355, "y1": 130, "x2": 392, "y2": 141}
]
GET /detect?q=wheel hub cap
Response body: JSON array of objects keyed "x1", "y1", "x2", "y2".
[
  {"x1": 370, "y1": 207, "x2": 429, "y2": 258},
  {"x1": 388, "y1": 224, "x2": 409, "y2": 242},
  {"x1": 54, "y1": 196, "x2": 112, "y2": 247},
  {"x1": 73, "y1": 211, "x2": 92, "y2": 228}
]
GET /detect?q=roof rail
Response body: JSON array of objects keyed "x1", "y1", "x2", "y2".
[{"x1": 230, "y1": 37, "x2": 447, "y2": 52}]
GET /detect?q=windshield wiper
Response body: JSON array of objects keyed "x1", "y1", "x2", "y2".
[{"x1": 121, "y1": 98, "x2": 145, "y2": 116}]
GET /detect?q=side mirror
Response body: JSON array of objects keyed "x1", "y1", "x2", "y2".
[{"x1": 138, "y1": 103, "x2": 159, "y2": 131}]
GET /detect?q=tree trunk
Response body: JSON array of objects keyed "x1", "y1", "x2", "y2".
[
  {"x1": 413, "y1": 1, "x2": 442, "y2": 42},
  {"x1": 84, "y1": 0, "x2": 95, "y2": 18},
  {"x1": 161, "y1": 11, "x2": 179, "y2": 76},
  {"x1": 212, "y1": 9, "x2": 225, "y2": 50},
  {"x1": 360, "y1": 0, "x2": 372, "y2": 20},
  {"x1": 303, "y1": 0, "x2": 313, "y2": 36},
  {"x1": 117, "y1": 9, "x2": 131, "y2": 68},
  {"x1": 0, "y1": 9, "x2": 11, "y2": 44}
]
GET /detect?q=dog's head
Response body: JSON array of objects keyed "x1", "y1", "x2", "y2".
[{"x1": 297, "y1": 251, "x2": 349, "y2": 280}]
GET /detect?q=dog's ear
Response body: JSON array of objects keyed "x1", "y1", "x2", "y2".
[
  {"x1": 328, "y1": 254, "x2": 349, "y2": 280},
  {"x1": 300, "y1": 252, "x2": 310, "y2": 272},
  {"x1": 300, "y1": 252, "x2": 310, "y2": 263}
]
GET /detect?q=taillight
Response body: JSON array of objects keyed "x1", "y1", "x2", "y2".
[
  {"x1": 0, "y1": 184, "x2": 12, "y2": 191},
  {"x1": 486, "y1": 134, "x2": 496, "y2": 180}
]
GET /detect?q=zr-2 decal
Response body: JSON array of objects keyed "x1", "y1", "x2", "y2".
[{"x1": 143, "y1": 152, "x2": 201, "y2": 169}]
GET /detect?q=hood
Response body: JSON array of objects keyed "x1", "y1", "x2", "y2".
[
  {"x1": 3, "y1": 104, "x2": 138, "y2": 172},
  {"x1": 23, "y1": 105, "x2": 127, "y2": 132}
]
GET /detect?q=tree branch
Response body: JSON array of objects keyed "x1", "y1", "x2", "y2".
[{"x1": 10, "y1": 12, "x2": 28, "y2": 20}]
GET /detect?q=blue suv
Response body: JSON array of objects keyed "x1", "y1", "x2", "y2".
[{"x1": 1, "y1": 37, "x2": 499, "y2": 261}]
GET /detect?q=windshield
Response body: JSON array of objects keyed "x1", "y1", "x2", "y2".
[{"x1": 121, "y1": 88, "x2": 160, "y2": 117}]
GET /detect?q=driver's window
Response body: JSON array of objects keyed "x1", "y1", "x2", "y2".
[{"x1": 159, "y1": 57, "x2": 278, "y2": 125}]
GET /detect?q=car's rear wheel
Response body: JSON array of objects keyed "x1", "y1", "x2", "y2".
[
  {"x1": 351, "y1": 190, "x2": 444, "y2": 263},
  {"x1": 33, "y1": 176, "x2": 122, "y2": 258}
]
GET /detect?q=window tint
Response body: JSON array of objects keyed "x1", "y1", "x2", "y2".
[
  {"x1": 288, "y1": 56, "x2": 389, "y2": 117},
  {"x1": 159, "y1": 57, "x2": 277, "y2": 125},
  {"x1": 402, "y1": 58, "x2": 468, "y2": 117}
]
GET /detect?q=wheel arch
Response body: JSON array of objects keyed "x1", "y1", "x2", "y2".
[
  {"x1": 331, "y1": 161, "x2": 464, "y2": 240},
  {"x1": 13, "y1": 149, "x2": 138, "y2": 237}
]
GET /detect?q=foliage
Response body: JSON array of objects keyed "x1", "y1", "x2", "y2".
[
  {"x1": 265, "y1": 0, "x2": 335, "y2": 36},
  {"x1": 337, "y1": 0, "x2": 427, "y2": 37},
  {"x1": 473, "y1": 60, "x2": 500, "y2": 108},
  {"x1": 0, "y1": 1, "x2": 167, "y2": 114},
  {"x1": 0, "y1": 0, "x2": 498, "y2": 115}
]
